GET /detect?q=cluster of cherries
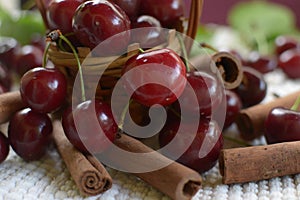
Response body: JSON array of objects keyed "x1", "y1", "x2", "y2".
[{"x1": 0, "y1": 0, "x2": 299, "y2": 177}]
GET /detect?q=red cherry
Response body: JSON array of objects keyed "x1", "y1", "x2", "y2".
[
  {"x1": 278, "y1": 49, "x2": 300, "y2": 79},
  {"x1": 121, "y1": 48, "x2": 187, "y2": 107},
  {"x1": 159, "y1": 118, "x2": 223, "y2": 173},
  {"x1": 223, "y1": 90, "x2": 242, "y2": 129},
  {"x1": 243, "y1": 51, "x2": 277, "y2": 74},
  {"x1": 0, "y1": 36, "x2": 20, "y2": 70},
  {"x1": 131, "y1": 15, "x2": 166, "y2": 48},
  {"x1": 0, "y1": 131, "x2": 9, "y2": 163},
  {"x1": 47, "y1": 0, "x2": 86, "y2": 34},
  {"x1": 62, "y1": 99, "x2": 118, "y2": 154},
  {"x1": 15, "y1": 45, "x2": 43, "y2": 76},
  {"x1": 233, "y1": 67, "x2": 267, "y2": 107},
  {"x1": 264, "y1": 107, "x2": 300, "y2": 144},
  {"x1": 174, "y1": 70, "x2": 223, "y2": 119},
  {"x1": 8, "y1": 108, "x2": 53, "y2": 161},
  {"x1": 275, "y1": 35, "x2": 299, "y2": 56},
  {"x1": 20, "y1": 67, "x2": 67, "y2": 113},
  {"x1": 112, "y1": 0, "x2": 141, "y2": 20},
  {"x1": 140, "y1": 0, "x2": 185, "y2": 28},
  {"x1": 72, "y1": 0, "x2": 131, "y2": 56}
]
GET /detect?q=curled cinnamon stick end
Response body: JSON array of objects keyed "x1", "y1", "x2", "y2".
[
  {"x1": 0, "y1": 91, "x2": 25, "y2": 124},
  {"x1": 219, "y1": 141, "x2": 300, "y2": 184},
  {"x1": 52, "y1": 120, "x2": 112, "y2": 196},
  {"x1": 190, "y1": 52, "x2": 243, "y2": 89},
  {"x1": 211, "y1": 52, "x2": 243, "y2": 89},
  {"x1": 113, "y1": 134, "x2": 202, "y2": 200},
  {"x1": 236, "y1": 90, "x2": 300, "y2": 141}
]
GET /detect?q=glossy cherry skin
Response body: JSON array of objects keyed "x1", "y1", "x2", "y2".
[
  {"x1": 174, "y1": 71, "x2": 223, "y2": 119},
  {"x1": 159, "y1": 118, "x2": 223, "y2": 173},
  {"x1": 20, "y1": 67, "x2": 67, "y2": 113},
  {"x1": 140, "y1": 0, "x2": 185, "y2": 28},
  {"x1": 278, "y1": 49, "x2": 300, "y2": 79},
  {"x1": 0, "y1": 131, "x2": 9, "y2": 164},
  {"x1": 233, "y1": 67, "x2": 267, "y2": 108},
  {"x1": 122, "y1": 48, "x2": 187, "y2": 107},
  {"x1": 243, "y1": 51, "x2": 277, "y2": 74},
  {"x1": 223, "y1": 90, "x2": 242, "y2": 130},
  {"x1": 47, "y1": 0, "x2": 86, "y2": 34},
  {"x1": 72, "y1": 0, "x2": 131, "y2": 56},
  {"x1": 8, "y1": 108, "x2": 53, "y2": 161},
  {"x1": 0, "y1": 62, "x2": 12, "y2": 91},
  {"x1": 264, "y1": 107, "x2": 300, "y2": 144},
  {"x1": 131, "y1": 15, "x2": 166, "y2": 48},
  {"x1": 15, "y1": 45, "x2": 43, "y2": 76},
  {"x1": 275, "y1": 35, "x2": 299, "y2": 56},
  {"x1": 112, "y1": 0, "x2": 141, "y2": 20},
  {"x1": 0, "y1": 36, "x2": 20, "y2": 70},
  {"x1": 62, "y1": 99, "x2": 118, "y2": 154}
]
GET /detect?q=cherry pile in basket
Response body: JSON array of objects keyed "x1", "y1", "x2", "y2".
[{"x1": 0, "y1": 0, "x2": 300, "y2": 179}]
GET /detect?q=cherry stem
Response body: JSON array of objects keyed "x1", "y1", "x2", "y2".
[
  {"x1": 199, "y1": 42, "x2": 219, "y2": 53},
  {"x1": 177, "y1": 33, "x2": 190, "y2": 73},
  {"x1": 291, "y1": 96, "x2": 300, "y2": 111},
  {"x1": 58, "y1": 34, "x2": 86, "y2": 102},
  {"x1": 118, "y1": 99, "x2": 133, "y2": 131},
  {"x1": 42, "y1": 42, "x2": 51, "y2": 68},
  {"x1": 139, "y1": 48, "x2": 145, "y2": 53}
]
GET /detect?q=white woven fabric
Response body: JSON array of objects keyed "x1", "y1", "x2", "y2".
[{"x1": 1, "y1": 69, "x2": 300, "y2": 200}]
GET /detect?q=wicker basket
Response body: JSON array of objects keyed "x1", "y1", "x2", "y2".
[{"x1": 35, "y1": 0, "x2": 204, "y2": 100}]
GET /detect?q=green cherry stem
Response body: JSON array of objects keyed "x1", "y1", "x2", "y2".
[
  {"x1": 58, "y1": 33, "x2": 86, "y2": 102},
  {"x1": 118, "y1": 99, "x2": 133, "y2": 131},
  {"x1": 291, "y1": 96, "x2": 300, "y2": 111},
  {"x1": 42, "y1": 42, "x2": 51, "y2": 68},
  {"x1": 47, "y1": 30, "x2": 86, "y2": 102},
  {"x1": 177, "y1": 33, "x2": 190, "y2": 73}
]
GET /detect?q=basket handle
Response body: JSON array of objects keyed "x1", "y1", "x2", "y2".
[{"x1": 186, "y1": 0, "x2": 203, "y2": 40}]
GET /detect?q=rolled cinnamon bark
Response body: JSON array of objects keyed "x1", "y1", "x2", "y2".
[
  {"x1": 236, "y1": 90, "x2": 300, "y2": 141},
  {"x1": 219, "y1": 141, "x2": 300, "y2": 184},
  {"x1": 110, "y1": 133, "x2": 202, "y2": 200},
  {"x1": 190, "y1": 51, "x2": 243, "y2": 89},
  {"x1": 52, "y1": 120, "x2": 112, "y2": 196},
  {"x1": 0, "y1": 91, "x2": 25, "y2": 124}
]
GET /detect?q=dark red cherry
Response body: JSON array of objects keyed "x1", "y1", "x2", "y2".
[
  {"x1": 0, "y1": 62, "x2": 12, "y2": 91},
  {"x1": 72, "y1": 0, "x2": 131, "y2": 56},
  {"x1": 121, "y1": 48, "x2": 187, "y2": 107},
  {"x1": 47, "y1": 0, "x2": 86, "y2": 34},
  {"x1": 0, "y1": 131, "x2": 9, "y2": 163},
  {"x1": 275, "y1": 35, "x2": 299, "y2": 56},
  {"x1": 264, "y1": 107, "x2": 300, "y2": 144},
  {"x1": 8, "y1": 108, "x2": 53, "y2": 161},
  {"x1": 112, "y1": 0, "x2": 141, "y2": 20},
  {"x1": 15, "y1": 45, "x2": 43, "y2": 76},
  {"x1": 140, "y1": 0, "x2": 185, "y2": 28},
  {"x1": 20, "y1": 67, "x2": 67, "y2": 113},
  {"x1": 278, "y1": 49, "x2": 300, "y2": 79},
  {"x1": 174, "y1": 71, "x2": 223, "y2": 119},
  {"x1": 223, "y1": 90, "x2": 242, "y2": 130},
  {"x1": 131, "y1": 15, "x2": 166, "y2": 48},
  {"x1": 243, "y1": 51, "x2": 277, "y2": 74},
  {"x1": 233, "y1": 67, "x2": 267, "y2": 107},
  {"x1": 62, "y1": 99, "x2": 118, "y2": 154},
  {"x1": 159, "y1": 118, "x2": 223, "y2": 173},
  {"x1": 0, "y1": 36, "x2": 20, "y2": 70}
]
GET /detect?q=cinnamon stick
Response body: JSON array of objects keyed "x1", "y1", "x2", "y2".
[
  {"x1": 52, "y1": 120, "x2": 112, "y2": 196},
  {"x1": 0, "y1": 91, "x2": 25, "y2": 124},
  {"x1": 103, "y1": 133, "x2": 202, "y2": 200},
  {"x1": 219, "y1": 141, "x2": 300, "y2": 184},
  {"x1": 190, "y1": 51, "x2": 243, "y2": 89},
  {"x1": 236, "y1": 90, "x2": 300, "y2": 141}
]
